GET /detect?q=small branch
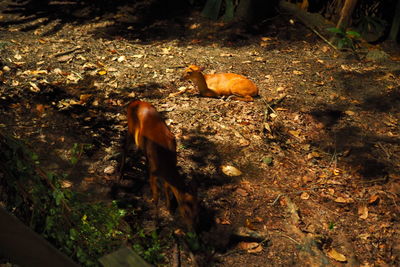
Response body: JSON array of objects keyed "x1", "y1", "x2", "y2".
[
  {"x1": 172, "y1": 240, "x2": 180, "y2": 267},
  {"x1": 51, "y1": 46, "x2": 83, "y2": 58},
  {"x1": 279, "y1": 233, "x2": 301, "y2": 245},
  {"x1": 174, "y1": 234, "x2": 199, "y2": 267},
  {"x1": 308, "y1": 26, "x2": 339, "y2": 51},
  {"x1": 377, "y1": 142, "x2": 391, "y2": 159}
]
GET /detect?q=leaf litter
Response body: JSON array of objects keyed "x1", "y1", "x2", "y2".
[{"x1": 0, "y1": 1, "x2": 399, "y2": 266}]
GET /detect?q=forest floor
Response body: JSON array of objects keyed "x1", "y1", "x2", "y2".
[{"x1": 1, "y1": 0, "x2": 400, "y2": 266}]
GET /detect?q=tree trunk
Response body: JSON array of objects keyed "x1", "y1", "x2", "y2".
[
  {"x1": 235, "y1": 0, "x2": 279, "y2": 24},
  {"x1": 389, "y1": 0, "x2": 400, "y2": 41},
  {"x1": 336, "y1": 0, "x2": 358, "y2": 30}
]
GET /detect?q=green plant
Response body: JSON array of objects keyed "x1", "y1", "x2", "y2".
[
  {"x1": 327, "y1": 27, "x2": 361, "y2": 50},
  {"x1": 70, "y1": 142, "x2": 94, "y2": 165},
  {"x1": 202, "y1": 0, "x2": 235, "y2": 21},
  {"x1": 132, "y1": 230, "x2": 166, "y2": 264},
  {"x1": 0, "y1": 41, "x2": 8, "y2": 50},
  {"x1": 328, "y1": 221, "x2": 335, "y2": 230},
  {"x1": 0, "y1": 132, "x2": 128, "y2": 266},
  {"x1": 185, "y1": 231, "x2": 202, "y2": 251}
]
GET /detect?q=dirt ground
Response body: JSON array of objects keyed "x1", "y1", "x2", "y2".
[{"x1": 1, "y1": 0, "x2": 400, "y2": 266}]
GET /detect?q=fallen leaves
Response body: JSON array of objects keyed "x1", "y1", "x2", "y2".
[
  {"x1": 237, "y1": 242, "x2": 263, "y2": 253},
  {"x1": 28, "y1": 82, "x2": 41, "y2": 92},
  {"x1": 300, "y1": 192, "x2": 310, "y2": 200},
  {"x1": 334, "y1": 195, "x2": 354, "y2": 203},
  {"x1": 221, "y1": 165, "x2": 242, "y2": 176},
  {"x1": 288, "y1": 129, "x2": 301, "y2": 138},
  {"x1": 358, "y1": 204, "x2": 369, "y2": 219},
  {"x1": 97, "y1": 69, "x2": 107, "y2": 76},
  {"x1": 368, "y1": 194, "x2": 380, "y2": 204},
  {"x1": 327, "y1": 248, "x2": 347, "y2": 262},
  {"x1": 344, "y1": 110, "x2": 355, "y2": 116}
]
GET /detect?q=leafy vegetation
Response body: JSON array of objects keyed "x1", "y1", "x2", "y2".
[
  {"x1": 69, "y1": 142, "x2": 94, "y2": 165},
  {"x1": 327, "y1": 27, "x2": 361, "y2": 50},
  {"x1": 0, "y1": 132, "x2": 167, "y2": 266},
  {"x1": 132, "y1": 230, "x2": 166, "y2": 263}
]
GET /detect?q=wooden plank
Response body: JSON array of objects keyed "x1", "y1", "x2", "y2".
[
  {"x1": 0, "y1": 208, "x2": 79, "y2": 267},
  {"x1": 99, "y1": 247, "x2": 153, "y2": 267}
]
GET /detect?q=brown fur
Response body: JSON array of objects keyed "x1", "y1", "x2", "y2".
[
  {"x1": 123, "y1": 100, "x2": 198, "y2": 230},
  {"x1": 183, "y1": 65, "x2": 258, "y2": 101}
]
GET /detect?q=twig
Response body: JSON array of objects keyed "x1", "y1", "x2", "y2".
[
  {"x1": 175, "y1": 234, "x2": 199, "y2": 267},
  {"x1": 270, "y1": 193, "x2": 285, "y2": 206},
  {"x1": 51, "y1": 46, "x2": 83, "y2": 57},
  {"x1": 377, "y1": 142, "x2": 391, "y2": 159},
  {"x1": 308, "y1": 26, "x2": 339, "y2": 51},
  {"x1": 270, "y1": 186, "x2": 331, "y2": 206},
  {"x1": 279, "y1": 233, "x2": 301, "y2": 245},
  {"x1": 172, "y1": 240, "x2": 180, "y2": 267}
]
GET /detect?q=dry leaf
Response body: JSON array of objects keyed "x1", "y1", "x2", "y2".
[
  {"x1": 221, "y1": 165, "x2": 242, "y2": 176},
  {"x1": 368, "y1": 194, "x2": 380, "y2": 204},
  {"x1": 189, "y1": 39, "x2": 202, "y2": 44},
  {"x1": 239, "y1": 139, "x2": 250, "y2": 147},
  {"x1": 358, "y1": 204, "x2": 368, "y2": 219},
  {"x1": 29, "y1": 82, "x2": 40, "y2": 92},
  {"x1": 104, "y1": 165, "x2": 115, "y2": 174},
  {"x1": 293, "y1": 70, "x2": 303, "y2": 75},
  {"x1": 57, "y1": 55, "x2": 73, "y2": 62},
  {"x1": 302, "y1": 176, "x2": 313, "y2": 183},
  {"x1": 237, "y1": 242, "x2": 262, "y2": 253},
  {"x1": 82, "y1": 62, "x2": 97, "y2": 70},
  {"x1": 307, "y1": 151, "x2": 321, "y2": 159},
  {"x1": 300, "y1": 192, "x2": 310, "y2": 200},
  {"x1": 345, "y1": 110, "x2": 355, "y2": 116},
  {"x1": 117, "y1": 55, "x2": 126, "y2": 62},
  {"x1": 289, "y1": 130, "x2": 301, "y2": 138},
  {"x1": 248, "y1": 244, "x2": 263, "y2": 253},
  {"x1": 301, "y1": 144, "x2": 310, "y2": 151},
  {"x1": 36, "y1": 104, "x2": 45, "y2": 113},
  {"x1": 60, "y1": 180, "x2": 73, "y2": 188},
  {"x1": 216, "y1": 218, "x2": 231, "y2": 225},
  {"x1": 335, "y1": 196, "x2": 354, "y2": 203},
  {"x1": 327, "y1": 248, "x2": 347, "y2": 262},
  {"x1": 264, "y1": 122, "x2": 272, "y2": 132},
  {"x1": 189, "y1": 23, "x2": 200, "y2": 30},
  {"x1": 79, "y1": 94, "x2": 92, "y2": 103},
  {"x1": 236, "y1": 188, "x2": 248, "y2": 197},
  {"x1": 245, "y1": 218, "x2": 257, "y2": 230},
  {"x1": 321, "y1": 46, "x2": 330, "y2": 53},
  {"x1": 24, "y1": 69, "x2": 48, "y2": 75},
  {"x1": 358, "y1": 233, "x2": 370, "y2": 240},
  {"x1": 14, "y1": 53, "x2": 22, "y2": 60},
  {"x1": 98, "y1": 70, "x2": 107, "y2": 75},
  {"x1": 333, "y1": 168, "x2": 341, "y2": 175},
  {"x1": 69, "y1": 99, "x2": 81, "y2": 105},
  {"x1": 261, "y1": 37, "x2": 272, "y2": 41}
]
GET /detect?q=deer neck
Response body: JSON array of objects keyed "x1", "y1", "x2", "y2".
[{"x1": 190, "y1": 72, "x2": 218, "y2": 97}]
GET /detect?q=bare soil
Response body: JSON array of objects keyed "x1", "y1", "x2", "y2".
[{"x1": 1, "y1": 0, "x2": 400, "y2": 266}]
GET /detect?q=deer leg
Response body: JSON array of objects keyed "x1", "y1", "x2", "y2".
[{"x1": 149, "y1": 174, "x2": 161, "y2": 224}]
